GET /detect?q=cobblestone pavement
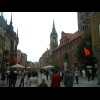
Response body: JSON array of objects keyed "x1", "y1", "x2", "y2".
[{"x1": 0, "y1": 73, "x2": 100, "y2": 87}]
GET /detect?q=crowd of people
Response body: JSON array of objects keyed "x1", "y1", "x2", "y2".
[
  {"x1": 0, "y1": 68, "x2": 38, "y2": 87},
  {"x1": 0, "y1": 65, "x2": 97, "y2": 87}
]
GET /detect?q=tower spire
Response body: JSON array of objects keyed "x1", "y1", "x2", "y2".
[
  {"x1": 52, "y1": 20, "x2": 55, "y2": 30},
  {"x1": 10, "y1": 13, "x2": 12, "y2": 25},
  {"x1": 51, "y1": 19, "x2": 57, "y2": 34}
]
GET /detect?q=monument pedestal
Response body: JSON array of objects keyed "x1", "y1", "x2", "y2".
[{"x1": 63, "y1": 60, "x2": 70, "y2": 71}]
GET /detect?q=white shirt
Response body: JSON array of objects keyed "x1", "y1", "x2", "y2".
[
  {"x1": 7, "y1": 70, "x2": 10, "y2": 75},
  {"x1": 27, "y1": 77, "x2": 39, "y2": 87},
  {"x1": 82, "y1": 70, "x2": 85, "y2": 74},
  {"x1": 75, "y1": 71, "x2": 79, "y2": 76},
  {"x1": 60, "y1": 72, "x2": 62, "y2": 76},
  {"x1": 19, "y1": 71, "x2": 21, "y2": 74},
  {"x1": 14, "y1": 71, "x2": 18, "y2": 74}
]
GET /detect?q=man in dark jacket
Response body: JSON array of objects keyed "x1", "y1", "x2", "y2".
[
  {"x1": 64, "y1": 69, "x2": 73, "y2": 87},
  {"x1": 13, "y1": 70, "x2": 18, "y2": 87},
  {"x1": 9, "y1": 69, "x2": 18, "y2": 87},
  {"x1": 9, "y1": 70, "x2": 14, "y2": 87},
  {"x1": 46, "y1": 70, "x2": 49, "y2": 80}
]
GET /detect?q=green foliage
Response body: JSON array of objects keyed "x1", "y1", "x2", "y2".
[{"x1": 76, "y1": 33, "x2": 92, "y2": 67}]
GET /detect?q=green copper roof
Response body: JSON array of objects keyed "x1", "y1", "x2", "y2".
[{"x1": 51, "y1": 20, "x2": 57, "y2": 36}]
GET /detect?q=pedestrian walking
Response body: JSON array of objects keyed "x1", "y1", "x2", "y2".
[
  {"x1": 82, "y1": 69, "x2": 86, "y2": 78},
  {"x1": 49, "y1": 70, "x2": 53, "y2": 79},
  {"x1": 50, "y1": 70, "x2": 61, "y2": 87},
  {"x1": 25, "y1": 70, "x2": 31, "y2": 84},
  {"x1": 1, "y1": 70, "x2": 6, "y2": 85},
  {"x1": 12, "y1": 69, "x2": 18, "y2": 87},
  {"x1": 46, "y1": 70, "x2": 49, "y2": 80},
  {"x1": 91, "y1": 68, "x2": 95, "y2": 80},
  {"x1": 27, "y1": 72, "x2": 39, "y2": 87},
  {"x1": 9, "y1": 69, "x2": 14, "y2": 87},
  {"x1": 64, "y1": 69, "x2": 73, "y2": 87},
  {"x1": 40, "y1": 69, "x2": 43, "y2": 77},
  {"x1": 18, "y1": 70, "x2": 21, "y2": 79},
  {"x1": 19, "y1": 71, "x2": 25, "y2": 87},
  {"x1": 39, "y1": 79, "x2": 48, "y2": 87},
  {"x1": 6, "y1": 69, "x2": 10, "y2": 85},
  {"x1": 71, "y1": 70, "x2": 75, "y2": 82},
  {"x1": 59, "y1": 70, "x2": 64, "y2": 82},
  {"x1": 75, "y1": 69, "x2": 79, "y2": 84},
  {"x1": 87, "y1": 69, "x2": 91, "y2": 81}
]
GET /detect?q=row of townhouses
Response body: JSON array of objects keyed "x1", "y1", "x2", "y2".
[
  {"x1": 0, "y1": 12, "x2": 36, "y2": 72},
  {"x1": 17, "y1": 49, "x2": 35, "y2": 68},
  {"x1": 0, "y1": 13, "x2": 19, "y2": 72}
]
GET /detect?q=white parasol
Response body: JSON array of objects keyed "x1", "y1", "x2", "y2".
[
  {"x1": 42, "y1": 65, "x2": 54, "y2": 70},
  {"x1": 27, "y1": 67, "x2": 31, "y2": 69},
  {"x1": 11, "y1": 64, "x2": 25, "y2": 68}
]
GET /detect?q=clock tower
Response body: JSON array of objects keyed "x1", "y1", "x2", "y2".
[{"x1": 50, "y1": 20, "x2": 58, "y2": 63}]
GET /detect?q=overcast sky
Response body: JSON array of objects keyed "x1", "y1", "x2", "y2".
[{"x1": 2, "y1": 12, "x2": 78, "y2": 62}]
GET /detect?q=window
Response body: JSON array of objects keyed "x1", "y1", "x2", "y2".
[{"x1": 62, "y1": 41, "x2": 63, "y2": 44}]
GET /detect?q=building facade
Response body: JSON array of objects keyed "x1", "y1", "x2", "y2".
[
  {"x1": 38, "y1": 48, "x2": 50, "y2": 68},
  {"x1": 0, "y1": 12, "x2": 19, "y2": 71},
  {"x1": 77, "y1": 12, "x2": 91, "y2": 33},
  {"x1": 26, "y1": 61, "x2": 34, "y2": 68},
  {"x1": 34, "y1": 62, "x2": 38, "y2": 70},
  {"x1": 52, "y1": 31, "x2": 82, "y2": 69},
  {"x1": 20, "y1": 53, "x2": 27, "y2": 66},
  {"x1": 0, "y1": 13, "x2": 8, "y2": 70},
  {"x1": 17, "y1": 50, "x2": 27, "y2": 67},
  {"x1": 17, "y1": 49, "x2": 21, "y2": 64},
  {"x1": 90, "y1": 12, "x2": 100, "y2": 51},
  {"x1": 0, "y1": 25, "x2": 5, "y2": 70},
  {"x1": 90, "y1": 12, "x2": 100, "y2": 84},
  {"x1": 7, "y1": 14, "x2": 19, "y2": 66}
]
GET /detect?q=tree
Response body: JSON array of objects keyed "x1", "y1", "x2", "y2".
[{"x1": 76, "y1": 32, "x2": 92, "y2": 69}]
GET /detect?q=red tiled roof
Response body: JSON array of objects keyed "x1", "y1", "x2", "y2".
[
  {"x1": 67, "y1": 31, "x2": 82, "y2": 43},
  {"x1": 61, "y1": 31, "x2": 73, "y2": 39},
  {"x1": 52, "y1": 31, "x2": 82, "y2": 51}
]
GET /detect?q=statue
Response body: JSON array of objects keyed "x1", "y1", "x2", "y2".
[{"x1": 64, "y1": 52, "x2": 68, "y2": 61}]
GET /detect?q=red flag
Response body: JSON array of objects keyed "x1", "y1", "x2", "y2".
[
  {"x1": 14, "y1": 55, "x2": 17, "y2": 62},
  {"x1": 84, "y1": 48, "x2": 90, "y2": 56}
]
